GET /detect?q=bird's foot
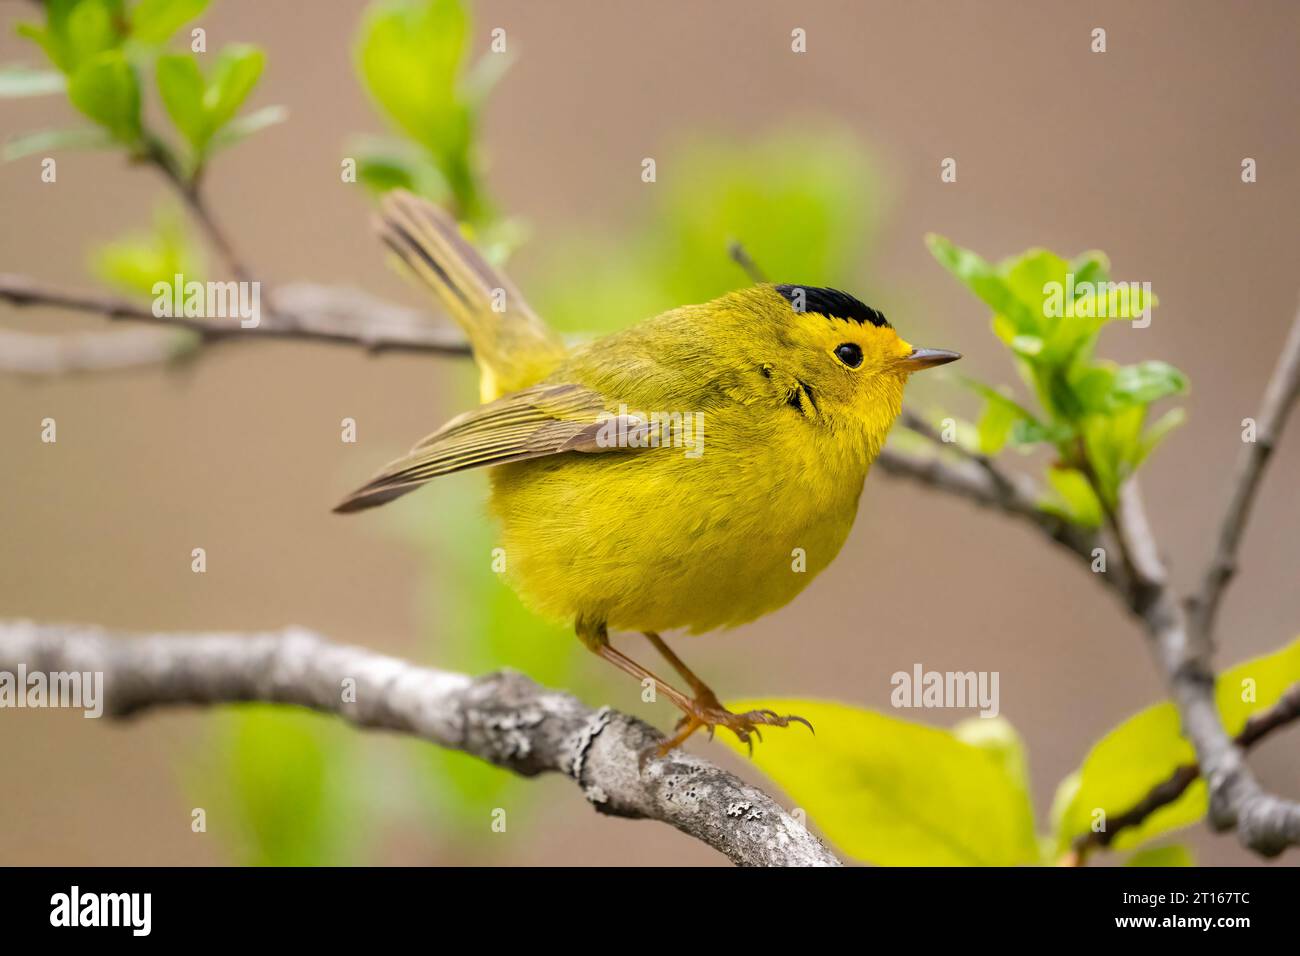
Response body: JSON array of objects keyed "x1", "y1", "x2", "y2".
[{"x1": 655, "y1": 689, "x2": 813, "y2": 758}]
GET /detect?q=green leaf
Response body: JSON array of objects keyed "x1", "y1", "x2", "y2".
[
  {"x1": 1043, "y1": 466, "x2": 1104, "y2": 528},
  {"x1": 343, "y1": 134, "x2": 448, "y2": 197},
  {"x1": 961, "y1": 381, "x2": 1069, "y2": 449},
  {"x1": 17, "y1": 0, "x2": 127, "y2": 73},
  {"x1": 926, "y1": 234, "x2": 1040, "y2": 336},
  {"x1": 953, "y1": 715, "x2": 1032, "y2": 795},
  {"x1": 66, "y1": 51, "x2": 140, "y2": 143},
  {"x1": 355, "y1": 0, "x2": 486, "y2": 219},
  {"x1": 1002, "y1": 247, "x2": 1071, "y2": 330},
  {"x1": 971, "y1": 386, "x2": 1042, "y2": 456},
  {"x1": 3, "y1": 125, "x2": 112, "y2": 161},
  {"x1": 156, "y1": 54, "x2": 206, "y2": 146},
  {"x1": 14, "y1": 24, "x2": 58, "y2": 68},
  {"x1": 722, "y1": 700, "x2": 1042, "y2": 866},
  {"x1": 356, "y1": 0, "x2": 470, "y2": 153},
  {"x1": 463, "y1": 43, "x2": 513, "y2": 105},
  {"x1": 1135, "y1": 407, "x2": 1186, "y2": 468},
  {"x1": 1009, "y1": 334, "x2": 1044, "y2": 357},
  {"x1": 1011, "y1": 417, "x2": 1074, "y2": 446},
  {"x1": 1069, "y1": 364, "x2": 1117, "y2": 414},
  {"x1": 976, "y1": 396, "x2": 1019, "y2": 455},
  {"x1": 1053, "y1": 637, "x2": 1300, "y2": 856},
  {"x1": 357, "y1": 153, "x2": 418, "y2": 192},
  {"x1": 1081, "y1": 403, "x2": 1145, "y2": 507},
  {"x1": 961, "y1": 380, "x2": 1040, "y2": 425},
  {"x1": 91, "y1": 205, "x2": 204, "y2": 297},
  {"x1": 208, "y1": 103, "x2": 287, "y2": 153},
  {"x1": 1109, "y1": 360, "x2": 1188, "y2": 408},
  {"x1": 129, "y1": 0, "x2": 209, "y2": 45},
  {"x1": 1126, "y1": 845, "x2": 1194, "y2": 867},
  {"x1": 205, "y1": 44, "x2": 265, "y2": 133},
  {"x1": 0, "y1": 65, "x2": 66, "y2": 97},
  {"x1": 1070, "y1": 250, "x2": 1111, "y2": 289},
  {"x1": 157, "y1": 46, "x2": 266, "y2": 158}
]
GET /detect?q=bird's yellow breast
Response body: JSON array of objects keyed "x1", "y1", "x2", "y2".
[{"x1": 489, "y1": 401, "x2": 872, "y2": 634}]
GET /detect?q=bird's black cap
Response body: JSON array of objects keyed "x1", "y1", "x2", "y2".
[{"x1": 774, "y1": 284, "x2": 890, "y2": 329}]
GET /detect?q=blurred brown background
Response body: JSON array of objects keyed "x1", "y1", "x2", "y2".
[{"x1": 1, "y1": 0, "x2": 1297, "y2": 866}]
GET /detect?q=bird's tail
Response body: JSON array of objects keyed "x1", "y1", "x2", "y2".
[{"x1": 375, "y1": 191, "x2": 567, "y2": 401}]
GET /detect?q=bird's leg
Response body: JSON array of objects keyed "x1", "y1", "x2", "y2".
[
  {"x1": 642, "y1": 631, "x2": 814, "y2": 756},
  {"x1": 642, "y1": 630, "x2": 716, "y2": 700},
  {"x1": 576, "y1": 620, "x2": 698, "y2": 717}
]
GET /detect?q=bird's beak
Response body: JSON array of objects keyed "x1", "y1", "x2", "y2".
[{"x1": 900, "y1": 347, "x2": 961, "y2": 372}]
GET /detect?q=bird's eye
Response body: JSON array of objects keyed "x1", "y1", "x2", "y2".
[{"x1": 834, "y1": 343, "x2": 863, "y2": 369}]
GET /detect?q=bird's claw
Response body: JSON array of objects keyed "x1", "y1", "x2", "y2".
[{"x1": 657, "y1": 701, "x2": 815, "y2": 758}]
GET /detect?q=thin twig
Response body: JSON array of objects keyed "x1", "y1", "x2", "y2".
[
  {"x1": 144, "y1": 135, "x2": 255, "y2": 286},
  {"x1": 898, "y1": 407, "x2": 1024, "y2": 502},
  {"x1": 0, "y1": 273, "x2": 471, "y2": 357},
  {"x1": 873, "y1": 445, "x2": 1124, "y2": 595},
  {"x1": 0, "y1": 620, "x2": 839, "y2": 867},
  {"x1": 727, "y1": 240, "x2": 768, "y2": 284},
  {"x1": 1188, "y1": 301, "x2": 1300, "y2": 644}
]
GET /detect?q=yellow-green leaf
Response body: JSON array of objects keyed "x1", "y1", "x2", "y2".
[
  {"x1": 91, "y1": 205, "x2": 204, "y2": 297},
  {"x1": 130, "y1": 0, "x2": 209, "y2": 45},
  {"x1": 1136, "y1": 407, "x2": 1186, "y2": 468},
  {"x1": 204, "y1": 44, "x2": 265, "y2": 134},
  {"x1": 1053, "y1": 637, "x2": 1300, "y2": 856},
  {"x1": 1043, "y1": 466, "x2": 1103, "y2": 528},
  {"x1": 67, "y1": 50, "x2": 140, "y2": 143},
  {"x1": 723, "y1": 699, "x2": 1041, "y2": 866},
  {"x1": 925, "y1": 234, "x2": 1040, "y2": 336},
  {"x1": 1126, "y1": 845, "x2": 1194, "y2": 867},
  {"x1": 156, "y1": 54, "x2": 206, "y2": 146}
]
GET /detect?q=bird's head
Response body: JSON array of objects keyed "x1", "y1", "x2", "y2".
[{"x1": 719, "y1": 284, "x2": 959, "y2": 453}]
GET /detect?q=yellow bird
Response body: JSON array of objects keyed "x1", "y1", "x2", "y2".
[{"x1": 337, "y1": 192, "x2": 959, "y2": 754}]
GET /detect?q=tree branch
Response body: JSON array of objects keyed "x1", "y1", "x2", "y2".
[
  {"x1": 2, "y1": 129, "x2": 470, "y2": 367},
  {"x1": 0, "y1": 326, "x2": 198, "y2": 377},
  {"x1": 0, "y1": 273, "x2": 471, "y2": 358},
  {"x1": 0, "y1": 619, "x2": 839, "y2": 868},
  {"x1": 872, "y1": 444, "x2": 1125, "y2": 595},
  {"x1": 144, "y1": 135, "x2": 256, "y2": 286}
]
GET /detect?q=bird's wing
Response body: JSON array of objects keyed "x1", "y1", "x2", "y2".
[{"x1": 334, "y1": 382, "x2": 640, "y2": 513}]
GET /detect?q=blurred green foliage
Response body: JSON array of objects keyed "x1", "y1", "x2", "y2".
[
  {"x1": 157, "y1": 44, "x2": 266, "y2": 166},
  {"x1": 400, "y1": 472, "x2": 586, "y2": 844},
  {"x1": 66, "y1": 51, "x2": 142, "y2": 143},
  {"x1": 91, "y1": 204, "x2": 205, "y2": 296},
  {"x1": 193, "y1": 705, "x2": 364, "y2": 866},
  {"x1": 352, "y1": 0, "x2": 505, "y2": 226},
  {"x1": 17, "y1": 0, "x2": 130, "y2": 74},
  {"x1": 532, "y1": 132, "x2": 880, "y2": 338},
  {"x1": 927, "y1": 237, "x2": 1186, "y2": 525},
  {"x1": 5, "y1": 0, "x2": 280, "y2": 174}
]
